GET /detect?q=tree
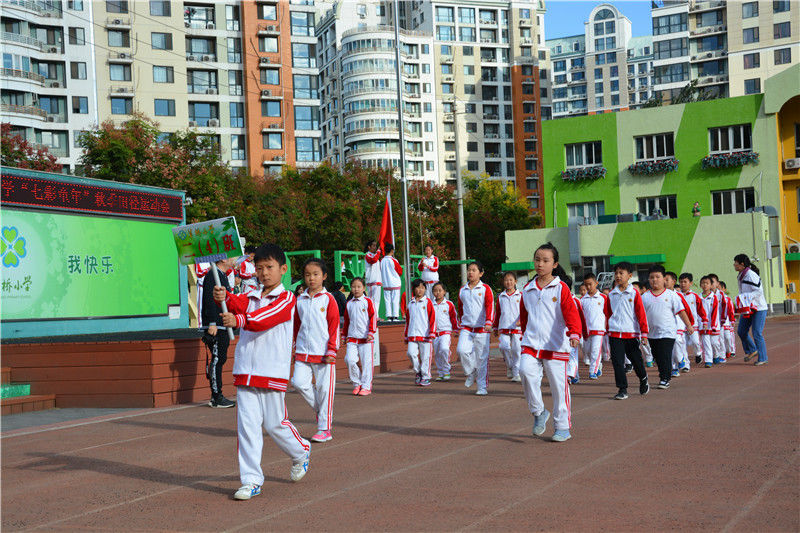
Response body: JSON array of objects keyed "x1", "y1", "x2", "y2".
[{"x1": 0, "y1": 123, "x2": 61, "y2": 172}]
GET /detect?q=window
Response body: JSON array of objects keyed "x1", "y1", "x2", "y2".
[
  {"x1": 70, "y1": 62, "x2": 86, "y2": 79},
  {"x1": 68, "y1": 0, "x2": 83, "y2": 9},
  {"x1": 154, "y1": 99, "x2": 175, "y2": 116},
  {"x1": 653, "y1": 13, "x2": 687, "y2": 35},
  {"x1": 466, "y1": 141, "x2": 478, "y2": 152},
  {"x1": 744, "y1": 78, "x2": 761, "y2": 95},
  {"x1": 437, "y1": 26, "x2": 455, "y2": 41},
  {"x1": 611, "y1": 94, "x2": 619, "y2": 106},
  {"x1": 106, "y1": 0, "x2": 127, "y2": 13},
  {"x1": 610, "y1": 80, "x2": 619, "y2": 92},
  {"x1": 291, "y1": 11, "x2": 314, "y2": 36},
  {"x1": 712, "y1": 188, "x2": 756, "y2": 215},
  {"x1": 595, "y1": 96, "x2": 604, "y2": 109},
  {"x1": 464, "y1": 84, "x2": 476, "y2": 95},
  {"x1": 187, "y1": 70, "x2": 217, "y2": 92},
  {"x1": 567, "y1": 201, "x2": 605, "y2": 223},
  {"x1": 293, "y1": 74, "x2": 318, "y2": 98},
  {"x1": 742, "y1": 2, "x2": 758, "y2": 18},
  {"x1": 654, "y1": 63, "x2": 689, "y2": 85},
  {"x1": 151, "y1": 32, "x2": 172, "y2": 50},
  {"x1": 153, "y1": 66, "x2": 174, "y2": 83},
  {"x1": 553, "y1": 60, "x2": 566, "y2": 72},
  {"x1": 743, "y1": 53, "x2": 760, "y2": 69},
  {"x1": 459, "y1": 27, "x2": 476, "y2": 42},
  {"x1": 774, "y1": 1, "x2": 790, "y2": 13},
  {"x1": 110, "y1": 97, "x2": 132, "y2": 115},
  {"x1": 72, "y1": 96, "x2": 88, "y2": 114},
  {"x1": 565, "y1": 141, "x2": 602, "y2": 167},
  {"x1": 638, "y1": 195, "x2": 677, "y2": 219},
  {"x1": 259, "y1": 36, "x2": 278, "y2": 53},
  {"x1": 436, "y1": 6, "x2": 454, "y2": 22},
  {"x1": 654, "y1": 38, "x2": 687, "y2": 60},
  {"x1": 68, "y1": 27, "x2": 85, "y2": 45},
  {"x1": 261, "y1": 68, "x2": 279, "y2": 85},
  {"x1": 188, "y1": 102, "x2": 219, "y2": 126},
  {"x1": 296, "y1": 137, "x2": 320, "y2": 162},
  {"x1": 775, "y1": 48, "x2": 791, "y2": 65},
  {"x1": 292, "y1": 43, "x2": 315, "y2": 67},
  {"x1": 459, "y1": 7, "x2": 475, "y2": 24},
  {"x1": 294, "y1": 106, "x2": 319, "y2": 130},
  {"x1": 774, "y1": 22, "x2": 791, "y2": 39},
  {"x1": 149, "y1": 0, "x2": 169, "y2": 16},
  {"x1": 227, "y1": 37, "x2": 242, "y2": 63},
  {"x1": 109, "y1": 64, "x2": 131, "y2": 81},
  {"x1": 743, "y1": 27, "x2": 759, "y2": 44},
  {"x1": 258, "y1": 3, "x2": 276, "y2": 19},
  {"x1": 231, "y1": 134, "x2": 245, "y2": 160},
  {"x1": 226, "y1": 102, "x2": 243, "y2": 128},
  {"x1": 635, "y1": 133, "x2": 674, "y2": 161},
  {"x1": 108, "y1": 29, "x2": 129, "y2": 47},
  {"x1": 263, "y1": 133, "x2": 282, "y2": 149},
  {"x1": 709, "y1": 124, "x2": 753, "y2": 154},
  {"x1": 261, "y1": 100, "x2": 281, "y2": 117}
]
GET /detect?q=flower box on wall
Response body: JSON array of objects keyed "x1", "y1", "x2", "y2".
[
  {"x1": 701, "y1": 151, "x2": 759, "y2": 169},
  {"x1": 627, "y1": 157, "x2": 679, "y2": 175},
  {"x1": 561, "y1": 165, "x2": 607, "y2": 182}
]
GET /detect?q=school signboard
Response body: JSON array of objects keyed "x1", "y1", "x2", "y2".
[{"x1": 172, "y1": 217, "x2": 243, "y2": 266}]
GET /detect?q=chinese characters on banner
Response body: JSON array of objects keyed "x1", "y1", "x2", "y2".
[
  {"x1": 172, "y1": 217, "x2": 243, "y2": 266},
  {"x1": 67, "y1": 255, "x2": 113, "y2": 275}
]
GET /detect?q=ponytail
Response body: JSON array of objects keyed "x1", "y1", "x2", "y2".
[{"x1": 734, "y1": 253, "x2": 760, "y2": 275}]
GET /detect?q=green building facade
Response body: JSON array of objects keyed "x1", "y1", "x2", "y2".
[{"x1": 505, "y1": 91, "x2": 791, "y2": 306}]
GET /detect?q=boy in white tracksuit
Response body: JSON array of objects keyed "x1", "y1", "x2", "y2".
[
  {"x1": 364, "y1": 241, "x2": 383, "y2": 309},
  {"x1": 215, "y1": 244, "x2": 310, "y2": 501},
  {"x1": 580, "y1": 273, "x2": 608, "y2": 380},
  {"x1": 343, "y1": 278, "x2": 377, "y2": 396},
  {"x1": 493, "y1": 273, "x2": 522, "y2": 382},
  {"x1": 456, "y1": 262, "x2": 495, "y2": 396},
  {"x1": 380, "y1": 244, "x2": 403, "y2": 320},
  {"x1": 698, "y1": 276, "x2": 723, "y2": 366},
  {"x1": 405, "y1": 279, "x2": 437, "y2": 386},
  {"x1": 678, "y1": 273, "x2": 706, "y2": 368},
  {"x1": 417, "y1": 245, "x2": 440, "y2": 299},
  {"x1": 567, "y1": 293, "x2": 587, "y2": 384},
  {"x1": 719, "y1": 282, "x2": 736, "y2": 358},
  {"x1": 432, "y1": 282, "x2": 459, "y2": 381}
]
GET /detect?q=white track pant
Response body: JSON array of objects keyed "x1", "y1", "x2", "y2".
[
  {"x1": 291, "y1": 361, "x2": 335, "y2": 431},
  {"x1": 457, "y1": 331, "x2": 489, "y2": 390},
  {"x1": 701, "y1": 334, "x2": 723, "y2": 363},
  {"x1": 433, "y1": 333, "x2": 452, "y2": 377},
  {"x1": 602, "y1": 335, "x2": 611, "y2": 361},
  {"x1": 499, "y1": 333, "x2": 521, "y2": 378},
  {"x1": 685, "y1": 330, "x2": 702, "y2": 361},
  {"x1": 672, "y1": 332, "x2": 687, "y2": 369},
  {"x1": 383, "y1": 288, "x2": 400, "y2": 319},
  {"x1": 345, "y1": 341, "x2": 374, "y2": 391},
  {"x1": 641, "y1": 340, "x2": 652, "y2": 363},
  {"x1": 567, "y1": 343, "x2": 580, "y2": 379},
  {"x1": 368, "y1": 284, "x2": 382, "y2": 315},
  {"x1": 584, "y1": 335, "x2": 604, "y2": 375},
  {"x1": 425, "y1": 281, "x2": 436, "y2": 300},
  {"x1": 519, "y1": 355, "x2": 571, "y2": 431},
  {"x1": 723, "y1": 327, "x2": 736, "y2": 355},
  {"x1": 196, "y1": 282, "x2": 204, "y2": 327},
  {"x1": 236, "y1": 386, "x2": 310, "y2": 486},
  {"x1": 407, "y1": 341, "x2": 432, "y2": 381}
]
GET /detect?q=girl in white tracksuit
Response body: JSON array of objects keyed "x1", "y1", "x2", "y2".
[
  {"x1": 493, "y1": 272, "x2": 522, "y2": 381},
  {"x1": 519, "y1": 243, "x2": 582, "y2": 442},
  {"x1": 432, "y1": 282, "x2": 459, "y2": 381},
  {"x1": 417, "y1": 245, "x2": 440, "y2": 299},
  {"x1": 343, "y1": 277, "x2": 377, "y2": 396},
  {"x1": 405, "y1": 279, "x2": 437, "y2": 386},
  {"x1": 456, "y1": 261, "x2": 495, "y2": 396},
  {"x1": 292, "y1": 258, "x2": 340, "y2": 443},
  {"x1": 364, "y1": 240, "x2": 383, "y2": 310}
]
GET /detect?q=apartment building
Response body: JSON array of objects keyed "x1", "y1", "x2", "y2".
[{"x1": 1, "y1": 0, "x2": 99, "y2": 171}]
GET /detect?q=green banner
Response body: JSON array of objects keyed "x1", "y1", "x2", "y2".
[
  {"x1": 172, "y1": 217, "x2": 243, "y2": 266},
  {"x1": 1, "y1": 209, "x2": 180, "y2": 320}
]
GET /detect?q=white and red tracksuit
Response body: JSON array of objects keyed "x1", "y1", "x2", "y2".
[
  {"x1": 494, "y1": 289, "x2": 523, "y2": 379},
  {"x1": 292, "y1": 288, "x2": 340, "y2": 432},
  {"x1": 343, "y1": 295, "x2": 377, "y2": 391},
  {"x1": 580, "y1": 291, "x2": 608, "y2": 376},
  {"x1": 721, "y1": 293, "x2": 736, "y2": 357},
  {"x1": 380, "y1": 254, "x2": 403, "y2": 319},
  {"x1": 405, "y1": 295, "x2": 437, "y2": 381},
  {"x1": 456, "y1": 281, "x2": 495, "y2": 391},
  {"x1": 418, "y1": 255, "x2": 440, "y2": 299},
  {"x1": 364, "y1": 250, "x2": 383, "y2": 310},
  {"x1": 568, "y1": 295, "x2": 587, "y2": 379},
  {"x1": 222, "y1": 284, "x2": 310, "y2": 487},
  {"x1": 679, "y1": 290, "x2": 707, "y2": 367},
  {"x1": 195, "y1": 262, "x2": 211, "y2": 326},
  {"x1": 433, "y1": 298, "x2": 459, "y2": 377},
  {"x1": 519, "y1": 276, "x2": 582, "y2": 431},
  {"x1": 239, "y1": 258, "x2": 258, "y2": 291},
  {"x1": 699, "y1": 291, "x2": 723, "y2": 363},
  {"x1": 606, "y1": 284, "x2": 649, "y2": 339},
  {"x1": 670, "y1": 291, "x2": 694, "y2": 370}
]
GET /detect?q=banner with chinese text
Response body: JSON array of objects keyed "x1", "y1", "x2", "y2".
[{"x1": 172, "y1": 217, "x2": 243, "y2": 266}]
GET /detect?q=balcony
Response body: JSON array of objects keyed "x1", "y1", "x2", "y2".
[
  {"x1": 188, "y1": 85, "x2": 220, "y2": 95},
  {"x1": 343, "y1": 45, "x2": 396, "y2": 57},
  {"x1": 442, "y1": 113, "x2": 454, "y2": 121},
  {"x1": 345, "y1": 126, "x2": 400, "y2": 137},
  {"x1": 0, "y1": 103, "x2": 46, "y2": 118},
  {"x1": 2, "y1": 31, "x2": 47, "y2": 52},
  {"x1": 479, "y1": 18, "x2": 498, "y2": 26},
  {"x1": 440, "y1": 55, "x2": 454, "y2": 64},
  {"x1": 108, "y1": 51, "x2": 134, "y2": 63},
  {"x1": 695, "y1": 74, "x2": 728, "y2": 86},
  {"x1": 186, "y1": 53, "x2": 217, "y2": 62},
  {"x1": 689, "y1": 0, "x2": 725, "y2": 13},
  {"x1": 1, "y1": 0, "x2": 62, "y2": 17},
  {"x1": 442, "y1": 132, "x2": 455, "y2": 141},
  {"x1": 257, "y1": 23, "x2": 280, "y2": 35},
  {"x1": 261, "y1": 121, "x2": 284, "y2": 131},
  {"x1": 109, "y1": 85, "x2": 134, "y2": 96},
  {"x1": 483, "y1": 113, "x2": 499, "y2": 120},
  {"x1": 259, "y1": 87, "x2": 284, "y2": 99},
  {"x1": 342, "y1": 86, "x2": 395, "y2": 99},
  {"x1": 1, "y1": 67, "x2": 44, "y2": 84},
  {"x1": 106, "y1": 17, "x2": 131, "y2": 29},
  {"x1": 518, "y1": 18, "x2": 532, "y2": 27},
  {"x1": 690, "y1": 49, "x2": 726, "y2": 62},
  {"x1": 691, "y1": 24, "x2": 726, "y2": 36}
]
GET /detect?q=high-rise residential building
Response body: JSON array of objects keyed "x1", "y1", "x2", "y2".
[
  {"x1": 544, "y1": 3, "x2": 653, "y2": 119},
  {"x1": 1, "y1": 0, "x2": 98, "y2": 171}
]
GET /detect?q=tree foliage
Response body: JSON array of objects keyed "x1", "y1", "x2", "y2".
[{"x1": 0, "y1": 123, "x2": 61, "y2": 172}]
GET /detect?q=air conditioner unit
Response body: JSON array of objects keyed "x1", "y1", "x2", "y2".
[
  {"x1": 46, "y1": 116, "x2": 56, "y2": 122},
  {"x1": 273, "y1": 155, "x2": 285, "y2": 161},
  {"x1": 117, "y1": 87, "x2": 129, "y2": 93},
  {"x1": 784, "y1": 158, "x2": 800, "y2": 170},
  {"x1": 691, "y1": 55, "x2": 698, "y2": 61},
  {"x1": 48, "y1": 81, "x2": 61, "y2": 88},
  {"x1": 188, "y1": 121, "x2": 198, "y2": 127},
  {"x1": 113, "y1": 18, "x2": 122, "y2": 24},
  {"x1": 206, "y1": 88, "x2": 218, "y2": 94},
  {"x1": 259, "y1": 57, "x2": 270, "y2": 64},
  {"x1": 48, "y1": 46, "x2": 58, "y2": 53},
  {"x1": 118, "y1": 52, "x2": 129, "y2": 59},
  {"x1": 208, "y1": 119, "x2": 220, "y2": 127},
  {"x1": 185, "y1": 22, "x2": 191, "y2": 28},
  {"x1": 705, "y1": 52, "x2": 712, "y2": 58},
  {"x1": 201, "y1": 55, "x2": 212, "y2": 61},
  {"x1": 188, "y1": 55, "x2": 197, "y2": 61},
  {"x1": 261, "y1": 89, "x2": 272, "y2": 97},
  {"x1": 206, "y1": 22, "x2": 215, "y2": 29},
  {"x1": 266, "y1": 25, "x2": 276, "y2": 31}
]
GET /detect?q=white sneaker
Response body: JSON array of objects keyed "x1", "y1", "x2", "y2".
[
  {"x1": 475, "y1": 388, "x2": 488, "y2": 396},
  {"x1": 464, "y1": 374, "x2": 475, "y2": 388},
  {"x1": 511, "y1": 375, "x2": 522, "y2": 382},
  {"x1": 233, "y1": 483, "x2": 261, "y2": 500},
  {"x1": 290, "y1": 449, "x2": 310, "y2": 482},
  {"x1": 506, "y1": 368, "x2": 513, "y2": 379}
]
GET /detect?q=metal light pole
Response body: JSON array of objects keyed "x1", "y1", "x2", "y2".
[{"x1": 452, "y1": 105, "x2": 468, "y2": 285}]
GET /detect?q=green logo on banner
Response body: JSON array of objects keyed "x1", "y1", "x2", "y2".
[{"x1": 1, "y1": 226, "x2": 27, "y2": 268}]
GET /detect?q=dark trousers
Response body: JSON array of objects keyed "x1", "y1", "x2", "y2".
[
  {"x1": 609, "y1": 337, "x2": 647, "y2": 391},
  {"x1": 649, "y1": 338, "x2": 676, "y2": 383},
  {"x1": 204, "y1": 332, "x2": 230, "y2": 397}
]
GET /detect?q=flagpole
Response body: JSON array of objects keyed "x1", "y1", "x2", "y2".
[{"x1": 393, "y1": 0, "x2": 413, "y2": 309}]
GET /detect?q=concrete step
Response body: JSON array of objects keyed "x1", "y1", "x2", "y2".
[
  {"x1": 1, "y1": 394, "x2": 57, "y2": 416},
  {"x1": 1, "y1": 383, "x2": 31, "y2": 399}
]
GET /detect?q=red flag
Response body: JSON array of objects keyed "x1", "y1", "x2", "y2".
[{"x1": 378, "y1": 190, "x2": 394, "y2": 254}]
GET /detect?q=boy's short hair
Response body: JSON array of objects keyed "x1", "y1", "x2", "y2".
[
  {"x1": 648, "y1": 265, "x2": 666, "y2": 275},
  {"x1": 632, "y1": 281, "x2": 642, "y2": 288},
  {"x1": 614, "y1": 261, "x2": 634, "y2": 274},
  {"x1": 719, "y1": 281, "x2": 727, "y2": 289},
  {"x1": 583, "y1": 272, "x2": 596, "y2": 281},
  {"x1": 665, "y1": 271, "x2": 677, "y2": 280},
  {"x1": 432, "y1": 281, "x2": 445, "y2": 292},
  {"x1": 244, "y1": 244, "x2": 256, "y2": 254},
  {"x1": 708, "y1": 273, "x2": 719, "y2": 282},
  {"x1": 410, "y1": 278, "x2": 425, "y2": 291},
  {"x1": 332, "y1": 281, "x2": 344, "y2": 291},
  {"x1": 384, "y1": 243, "x2": 394, "y2": 254},
  {"x1": 700, "y1": 275, "x2": 711, "y2": 284},
  {"x1": 254, "y1": 243, "x2": 286, "y2": 266},
  {"x1": 679, "y1": 272, "x2": 693, "y2": 282}
]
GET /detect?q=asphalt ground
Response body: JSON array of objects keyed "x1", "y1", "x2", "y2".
[{"x1": 2, "y1": 316, "x2": 798, "y2": 532}]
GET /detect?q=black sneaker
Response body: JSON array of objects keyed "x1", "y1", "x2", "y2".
[
  {"x1": 695, "y1": 356, "x2": 701, "y2": 365},
  {"x1": 209, "y1": 395, "x2": 235, "y2": 408},
  {"x1": 614, "y1": 389, "x2": 629, "y2": 400},
  {"x1": 625, "y1": 364, "x2": 633, "y2": 374},
  {"x1": 639, "y1": 378, "x2": 650, "y2": 395},
  {"x1": 657, "y1": 380, "x2": 670, "y2": 389}
]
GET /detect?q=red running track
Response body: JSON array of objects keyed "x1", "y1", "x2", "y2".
[{"x1": 2, "y1": 317, "x2": 798, "y2": 531}]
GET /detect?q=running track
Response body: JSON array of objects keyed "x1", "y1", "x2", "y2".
[{"x1": 2, "y1": 317, "x2": 798, "y2": 531}]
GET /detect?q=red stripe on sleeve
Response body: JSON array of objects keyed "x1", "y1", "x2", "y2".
[{"x1": 633, "y1": 290, "x2": 649, "y2": 335}]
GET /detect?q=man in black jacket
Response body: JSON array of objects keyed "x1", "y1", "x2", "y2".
[{"x1": 202, "y1": 257, "x2": 237, "y2": 408}]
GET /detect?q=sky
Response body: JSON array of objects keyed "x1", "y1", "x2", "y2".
[{"x1": 544, "y1": 0, "x2": 655, "y2": 40}]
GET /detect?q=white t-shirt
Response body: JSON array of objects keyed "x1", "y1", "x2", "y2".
[{"x1": 641, "y1": 289, "x2": 685, "y2": 339}]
